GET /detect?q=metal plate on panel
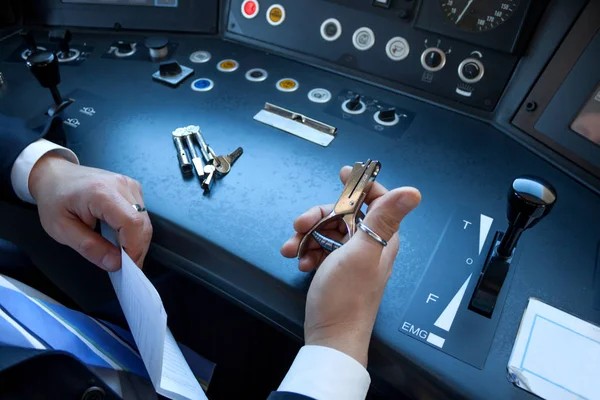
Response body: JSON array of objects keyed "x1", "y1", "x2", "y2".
[
  {"x1": 254, "y1": 103, "x2": 337, "y2": 146},
  {"x1": 399, "y1": 207, "x2": 518, "y2": 369}
]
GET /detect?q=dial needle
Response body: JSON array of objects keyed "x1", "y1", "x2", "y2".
[{"x1": 456, "y1": 0, "x2": 474, "y2": 24}]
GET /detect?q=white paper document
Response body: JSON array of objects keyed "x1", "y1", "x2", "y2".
[
  {"x1": 103, "y1": 224, "x2": 207, "y2": 400},
  {"x1": 508, "y1": 298, "x2": 600, "y2": 400}
]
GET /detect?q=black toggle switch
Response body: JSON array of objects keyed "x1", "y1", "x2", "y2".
[
  {"x1": 20, "y1": 30, "x2": 38, "y2": 52},
  {"x1": 117, "y1": 41, "x2": 134, "y2": 53},
  {"x1": 469, "y1": 176, "x2": 557, "y2": 318},
  {"x1": 379, "y1": 108, "x2": 396, "y2": 123},
  {"x1": 159, "y1": 60, "x2": 182, "y2": 77},
  {"x1": 346, "y1": 95, "x2": 362, "y2": 111},
  {"x1": 49, "y1": 29, "x2": 73, "y2": 58},
  {"x1": 26, "y1": 51, "x2": 73, "y2": 116}
]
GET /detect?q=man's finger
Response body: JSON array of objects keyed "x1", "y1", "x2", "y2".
[
  {"x1": 58, "y1": 218, "x2": 122, "y2": 272},
  {"x1": 87, "y1": 190, "x2": 147, "y2": 264},
  {"x1": 350, "y1": 187, "x2": 421, "y2": 256},
  {"x1": 123, "y1": 179, "x2": 153, "y2": 268},
  {"x1": 298, "y1": 249, "x2": 323, "y2": 272},
  {"x1": 339, "y1": 166, "x2": 389, "y2": 206},
  {"x1": 293, "y1": 205, "x2": 334, "y2": 233},
  {"x1": 281, "y1": 233, "x2": 303, "y2": 258},
  {"x1": 282, "y1": 228, "x2": 348, "y2": 258}
]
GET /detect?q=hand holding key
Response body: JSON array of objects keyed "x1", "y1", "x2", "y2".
[{"x1": 281, "y1": 166, "x2": 421, "y2": 367}]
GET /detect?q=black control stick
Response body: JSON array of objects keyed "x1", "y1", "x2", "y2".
[
  {"x1": 469, "y1": 176, "x2": 557, "y2": 317},
  {"x1": 20, "y1": 30, "x2": 38, "y2": 52},
  {"x1": 497, "y1": 176, "x2": 557, "y2": 257},
  {"x1": 49, "y1": 29, "x2": 73, "y2": 60},
  {"x1": 26, "y1": 51, "x2": 73, "y2": 116}
]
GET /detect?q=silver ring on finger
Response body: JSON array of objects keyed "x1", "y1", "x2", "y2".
[
  {"x1": 357, "y1": 219, "x2": 387, "y2": 247},
  {"x1": 132, "y1": 203, "x2": 147, "y2": 212}
]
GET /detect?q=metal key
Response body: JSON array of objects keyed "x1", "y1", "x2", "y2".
[
  {"x1": 202, "y1": 165, "x2": 216, "y2": 192},
  {"x1": 192, "y1": 128, "x2": 213, "y2": 164},
  {"x1": 215, "y1": 147, "x2": 243, "y2": 176},
  {"x1": 172, "y1": 128, "x2": 193, "y2": 174},
  {"x1": 184, "y1": 134, "x2": 205, "y2": 179}
]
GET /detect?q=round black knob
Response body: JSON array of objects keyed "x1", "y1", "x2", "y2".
[
  {"x1": 421, "y1": 48, "x2": 446, "y2": 72},
  {"x1": 378, "y1": 108, "x2": 397, "y2": 123},
  {"x1": 26, "y1": 51, "x2": 61, "y2": 89},
  {"x1": 459, "y1": 58, "x2": 485, "y2": 84},
  {"x1": 462, "y1": 62, "x2": 480, "y2": 80},
  {"x1": 145, "y1": 36, "x2": 169, "y2": 59},
  {"x1": 346, "y1": 95, "x2": 362, "y2": 111},
  {"x1": 117, "y1": 41, "x2": 134, "y2": 53},
  {"x1": 144, "y1": 36, "x2": 168, "y2": 50},
  {"x1": 425, "y1": 52, "x2": 441, "y2": 68},
  {"x1": 497, "y1": 176, "x2": 557, "y2": 257}
]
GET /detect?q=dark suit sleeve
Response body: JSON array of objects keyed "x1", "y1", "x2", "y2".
[
  {"x1": 0, "y1": 113, "x2": 63, "y2": 202},
  {"x1": 267, "y1": 392, "x2": 315, "y2": 400}
]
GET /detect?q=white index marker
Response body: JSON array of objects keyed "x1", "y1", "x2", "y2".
[
  {"x1": 434, "y1": 274, "x2": 472, "y2": 332},
  {"x1": 479, "y1": 214, "x2": 493, "y2": 255}
]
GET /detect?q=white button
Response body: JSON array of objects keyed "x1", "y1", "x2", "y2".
[
  {"x1": 189, "y1": 50, "x2": 211, "y2": 64},
  {"x1": 385, "y1": 37, "x2": 410, "y2": 61},
  {"x1": 352, "y1": 27, "x2": 375, "y2": 51},
  {"x1": 241, "y1": 0, "x2": 259, "y2": 19},
  {"x1": 246, "y1": 68, "x2": 268, "y2": 82},
  {"x1": 266, "y1": 4, "x2": 286, "y2": 26},
  {"x1": 320, "y1": 18, "x2": 342, "y2": 42},
  {"x1": 308, "y1": 88, "x2": 332, "y2": 103}
]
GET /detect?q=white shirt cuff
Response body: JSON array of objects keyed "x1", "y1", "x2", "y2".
[
  {"x1": 10, "y1": 139, "x2": 79, "y2": 204},
  {"x1": 278, "y1": 345, "x2": 371, "y2": 400}
]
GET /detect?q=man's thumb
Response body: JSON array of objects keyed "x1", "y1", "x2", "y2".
[{"x1": 352, "y1": 187, "x2": 421, "y2": 252}]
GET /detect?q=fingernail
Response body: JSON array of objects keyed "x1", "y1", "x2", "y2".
[{"x1": 102, "y1": 251, "x2": 121, "y2": 271}]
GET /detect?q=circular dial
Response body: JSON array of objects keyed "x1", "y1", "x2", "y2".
[{"x1": 440, "y1": 0, "x2": 520, "y2": 32}]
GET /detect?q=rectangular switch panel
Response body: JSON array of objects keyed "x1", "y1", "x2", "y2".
[
  {"x1": 226, "y1": 0, "x2": 545, "y2": 112},
  {"x1": 399, "y1": 207, "x2": 518, "y2": 369}
]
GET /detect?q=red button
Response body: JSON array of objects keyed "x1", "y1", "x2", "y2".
[{"x1": 242, "y1": 0, "x2": 259, "y2": 18}]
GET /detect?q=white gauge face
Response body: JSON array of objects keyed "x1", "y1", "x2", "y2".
[{"x1": 440, "y1": 0, "x2": 520, "y2": 32}]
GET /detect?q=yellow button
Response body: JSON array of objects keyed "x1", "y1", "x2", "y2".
[
  {"x1": 217, "y1": 59, "x2": 239, "y2": 72},
  {"x1": 267, "y1": 4, "x2": 286, "y2": 26},
  {"x1": 220, "y1": 61, "x2": 236, "y2": 69},
  {"x1": 280, "y1": 80, "x2": 295, "y2": 89},
  {"x1": 277, "y1": 78, "x2": 298, "y2": 92},
  {"x1": 270, "y1": 8, "x2": 282, "y2": 22}
]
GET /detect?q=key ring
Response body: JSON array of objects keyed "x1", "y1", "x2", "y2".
[{"x1": 357, "y1": 219, "x2": 387, "y2": 247}]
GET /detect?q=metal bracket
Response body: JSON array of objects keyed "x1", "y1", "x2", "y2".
[{"x1": 254, "y1": 103, "x2": 337, "y2": 146}]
